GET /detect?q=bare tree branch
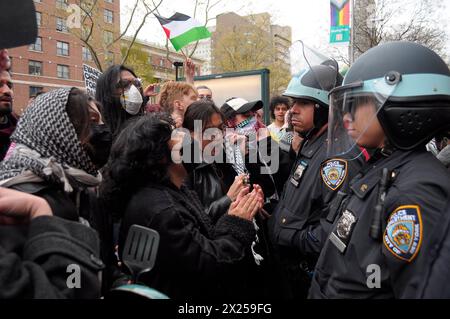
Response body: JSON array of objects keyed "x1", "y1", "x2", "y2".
[
  {"x1": 78, "y1": 0, "x2": 99, "y2": 26},
  {"x1": 121, "y1": 0, "x2": 164, "y2": 64},
  {"x1": 148, "y1": 0, "x2": 174, "y2": 71},
  {"x1": 76, "y1": 1, "x2": 103, "y2": 70},
  {"x1": 349, "y1": 0, "x2": 447, "y2": 62},
  {"x1": 187, "y1": 0, "x2": 224, "y2": 58},
  {"x1": 113, "y1": 0, "x2": 140, "y2": 43},
  {"x1": 193, "y1": 0, "x2": 199, "y2": 18}
]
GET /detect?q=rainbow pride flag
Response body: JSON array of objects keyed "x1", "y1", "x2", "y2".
[{"x1": 330, "y1": 0, "x2": 350, "y2": 43}]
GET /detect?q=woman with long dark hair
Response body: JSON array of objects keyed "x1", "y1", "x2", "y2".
[
  {"x1": 100, "y1": 113, "x2": 264, "y2": 299},
  {"x1": 182, "y1": 100, "x2": 279, "y2": 298},
  {"x1": 182, "y1": 100, "x2": 247, "y2": 222},
  {"x1": 95, "y1": 65, "x2": 146, "y2": 139}
]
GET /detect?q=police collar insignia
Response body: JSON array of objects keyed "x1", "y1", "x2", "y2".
[
  {"x1": 329, "y1": 209, "x2": 357, "y2": 253},
  {"x1": 383, "y1": 205, "x2": 422, "y2": 262},
  {"x1": 321, "y1": 159, "x2": 348, "y2": 191}
]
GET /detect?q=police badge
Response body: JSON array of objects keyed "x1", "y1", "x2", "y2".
[
  {"x1": 329, "y1": 209, "x2": 357, "y2": 253},
  {"x1": 321, "y1": 159, "x2": 348, "y2": 191},
  {"x1": 383, "y1": 205, "x2": 422, "y2": 262},
  {"x1": 290, "y1": 160, "x2": 308, "y2": 187}
]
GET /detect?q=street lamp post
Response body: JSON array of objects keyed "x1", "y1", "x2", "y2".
[{"x1": 174, "y1": 61, "x2": 183, "y2": 81}]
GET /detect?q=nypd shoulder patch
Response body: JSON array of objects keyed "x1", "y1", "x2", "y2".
[
  {"x1": 383, "y1": 205, "x2": 423, "y2": 262},
  {"x1": 321, "y1": 159, "x2": 348, "y2": 191}
]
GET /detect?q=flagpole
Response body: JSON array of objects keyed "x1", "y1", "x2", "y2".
[{"x1": 180, "y1": 49, "x2": 188, "y2": 59}]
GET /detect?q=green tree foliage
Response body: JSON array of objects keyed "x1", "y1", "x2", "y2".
[{"x1": 121, "y1": 43, "x2": 154, "y2": 86}]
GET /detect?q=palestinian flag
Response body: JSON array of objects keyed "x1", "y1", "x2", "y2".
[{"x1": 155, "y1": 13, "x2": 211, "y2": 51}]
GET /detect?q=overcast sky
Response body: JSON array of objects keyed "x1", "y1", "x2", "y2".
[{"x1": 121, "y1": 0, "x2": 450, "y2": 61}]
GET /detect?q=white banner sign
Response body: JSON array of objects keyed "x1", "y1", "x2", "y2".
[{"x1": 83, "y1": 64, "x2": 102, "y2": 97}]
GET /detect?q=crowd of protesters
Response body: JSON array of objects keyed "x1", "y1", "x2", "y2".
[{"x1": 3, "y1": 7, "x2": 450, "y2": 299}]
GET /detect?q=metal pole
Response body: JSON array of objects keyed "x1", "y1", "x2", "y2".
[{"x1": 173, "y1": 61, "x2": 183, "y2": 81}]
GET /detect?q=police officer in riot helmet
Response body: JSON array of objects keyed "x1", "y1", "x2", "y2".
[
  {"x1": 309, "y1": 41, "x2": 450, "y2": 299},
  {"x1": 268, "y1": 44, "x2": 364, "y2": 299}
]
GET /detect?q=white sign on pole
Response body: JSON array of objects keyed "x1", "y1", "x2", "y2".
[{"x1": 82, "y1": 64, "x2": 102, "y2": 97}]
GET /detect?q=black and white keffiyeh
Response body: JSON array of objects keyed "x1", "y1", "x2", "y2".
[
  {"x1": 224, "y1": 117, "x2": 265, "y2": 265},
  {"x1": 225, "y1": 117, "x2": 259, "y2": 175},
  {"x1": 0, "y1": 88, "x2": 101, "y2": 192}
]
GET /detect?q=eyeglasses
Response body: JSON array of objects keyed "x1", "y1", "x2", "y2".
[
  {"x1": 198, "y1": 94, "x2": 212, "y2": 101},
  {"x1": 116, "y1": 78, "x2": 142, "y2": 90}
]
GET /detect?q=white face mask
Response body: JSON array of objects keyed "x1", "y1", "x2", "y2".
[{"x1": 120, "y1": 84, "x2": 143, "y2": 115}]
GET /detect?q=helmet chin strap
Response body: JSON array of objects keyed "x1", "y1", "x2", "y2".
[
  {"x1": 367, "y1": 139, "x2": 396, "y2": 162},
  {"x1": 380, "y1": 139, "x2": 396, "y2": 157}
]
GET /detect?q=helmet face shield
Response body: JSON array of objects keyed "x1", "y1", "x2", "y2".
[
  {"x1": 327, "y1": 79, "x2": 400, "y2": 159},
  {"x1": 331, "y1": 42, "x2": 450, "y2": 152},
  {"x1": 288, "y1": 40, "x2": 340, "y2": 93},
  {"x1": 290, "y1": 41, "x2": 332, "y2": 75}
]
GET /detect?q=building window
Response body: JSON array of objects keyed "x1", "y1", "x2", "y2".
[
  {"x1": 57, "y1": 64, "x2": 70, "y2": 79},
  {"x1": 159, "y1": 59, "x2": 164, "y2": 67},
  {"x1": 28, "y1": 60, "x2": 43, "y2": 76},
  {"x1": 29, "y1": 37, "x2": 42, "y2": 51},
  {"x1": 56, "y1": 17, "x2": 68, "y2": 32},
  {"x1": 56, "y1": 41, "x2": 69, "y2": 56},
  {"x1": 105, "y1": 0, "x2": 113, "y2": 3},
  {"x1": 29, "y1": 86, "x2": 44, "y2": 97},
  {"x1": 56, "y1": 0, "x2": 68, "y2": 9},
  {"x1": 104, "y1": 9, "x2": 113, "y2": 24},
  {"x1": 82, "y1": 47, "x2": 93, "y2": 61},
  {"x1": 103, "y1": 31, "x2": 113, "y2": 45},
  {"x1": 36, "y1": 12, "x2": 41, "y2": 27}
]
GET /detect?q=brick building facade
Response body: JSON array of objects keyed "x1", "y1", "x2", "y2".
[{"x1": 8, "y1": 0, "x2": 121, "y2": 115}]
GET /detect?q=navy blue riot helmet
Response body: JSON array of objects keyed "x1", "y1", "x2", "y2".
[
  {"x1": 327, "y1": 41, "x2": 450, "y2": 157},
  {"x1": 284, "y1": 41, "x2": 343, "y2": 130}
]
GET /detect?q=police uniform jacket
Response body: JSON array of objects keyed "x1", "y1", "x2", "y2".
[
  {"x1": 309, "y1": 147, "x2": 450, "y2": 298},
  {"x1": 269, "y1": 132, "x2": 362, "y2": 257}
]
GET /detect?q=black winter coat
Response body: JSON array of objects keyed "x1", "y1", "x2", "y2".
[
  {"x1": 118, "y1": 182, "x2": 256, "y2": 300},
  {"x1": 0, "y1": 183, "x2": 103, "y2": 299},
  {"x1": 184, "y1": 161, "x2": 234, "y2": 223}
]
